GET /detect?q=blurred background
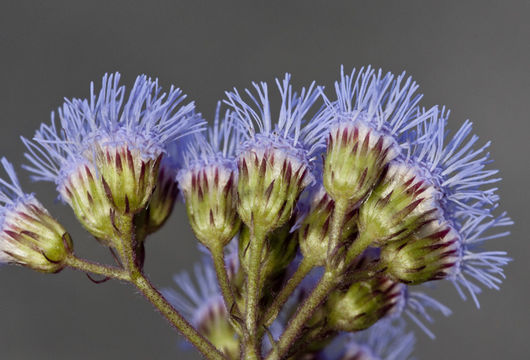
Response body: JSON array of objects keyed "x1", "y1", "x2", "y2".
[{"x1": 0, "y1": 1, "x2": 528, "y2": 359}]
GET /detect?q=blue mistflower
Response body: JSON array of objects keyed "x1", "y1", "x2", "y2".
[
  {"x1": 318, "y1": 66, "x2": 435, "y2": 206},
  {"x1": 177, "y1": 102, "x2": 242, "y2": 188},
  {"x1": 224, "y1": 74, "x2": 332, "y2": 231},
  {"x1": 405, "y1": 107, "x2": 501, "y2": 219},
  {"x1": 176, "y1": 103, "x2": 243, "y2": 248},
  {"x1": 0, "y1": 158, "x2": 33, "y2": 231},
  {"x1": 163, "y1": 254, "x2": 240, "y2": 359},
  {"x1": 20, "y1": 73, "x2": 204, "y2": 240},
  {"x1": 224, "y1": 73, "x2": 330, "y2": 184},
  {"x1": 163, "y1": 259, "x2": 225, "y2": 328},
  {"x1": 401, "y1": 107, "x2": 512, "y2": 306},
  {"x1": 22, "y1": 72, "x2": 203, "y2": 199},
  {"x1": 324, "y1": 65, "x2": 435, "y2": 151},
  {"x1": 390, "y1": 286, "x2": 452, "y2": 339}
]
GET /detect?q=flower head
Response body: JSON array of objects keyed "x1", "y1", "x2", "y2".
[
  {"x1": 0, "y1": 158, "x2": 71, "y2": 272},
  {"x1": 225, "y1": 74, "x2": 329, "y2": 231},
  {"x1": 22, "y1": 73, "x2": 203, "y2": 242},
  {"x1": 403, "y1": 107, "x2": 500, "y2": 219},
  {"x1": 321, "y1": 66, "x2": 433, "y2": 205},
  {"x1": 177, "y1": 103, "x2": 242, "y2": 249},
  {"x1": 298, "y1": 185, "x2": 358, "y2": 267},
  {"x1": 380, "y1": 220, "x2": 461, "y2": 285},
  {"x1": 399, "y1": 107, "x2": 511, "y2": 305}
]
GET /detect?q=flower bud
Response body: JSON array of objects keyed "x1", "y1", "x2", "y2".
[
  {"x1": 59, "y1": 162, "x2": 118, "y2": 244},
  {"x1": 323, "y1": 121, "x2": 398, "y2": 205},
  {"x1": 93, "y1": 142, "x2": 162, "y2": 214},
  {"x1": 298, "y1": 187, "x2": 358, "y2": 267},
  {"x1": 179, "y1": 163, "x2": 240, "y2": 249},
  {"x1": 325, "y1": 277, "x2": 403, "y2": 332},
  {"x1": 237, "y1": 146, "x2": 311, "y2": 232},
  {"x1": 381, "y1": 221, "x2": 461, "y2": 284},
  {"x1": 358, "y1": 162, "x2": 441, "y2": 245},
  {"x1": 0, "y1": 198, "x2": 72, "y2": 273},
  {"x1": 0, "y1": 158, "x2": 73, "y2": 273}
]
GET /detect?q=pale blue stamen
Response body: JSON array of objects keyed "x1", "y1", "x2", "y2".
[
  {"x1": 324, "y1": 65, "x2": 434, "y2": 146},
  {"x1": 451, "y1": 212, "x2": 512, "y2": 308}
]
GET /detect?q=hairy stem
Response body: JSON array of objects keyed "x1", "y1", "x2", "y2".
[
  {"x1": 244, "y1": 226, "x2": 267, "y2": 359},
  {"x1": 262, "y1": 259, "x2": 313, "y2": 328},
  {"x1": 65, "y1": 255, "x2": 130, "y2": 281},
  {"x1": 210, "y1": 243, "x2": 239, "y2": 318},
  {"x1": 132, "y1": 272, "x2": 227, "y2": 360},
  {"x1": 265, "y1": 270, "x2": 338, "y2": 360},
  {"x1": 118, "y1": 214, "x2": 227, "y2": 360},
  {"x1": 326, "y1": 198, "x2": 348, "y2": 264},
  {"x1": 345, "y1": 230, "x2": 375, "y2": 265}
]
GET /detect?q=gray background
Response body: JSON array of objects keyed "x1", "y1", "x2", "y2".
[{"x1": 0, "y1": 1, "x2": 528, "y2": 359}]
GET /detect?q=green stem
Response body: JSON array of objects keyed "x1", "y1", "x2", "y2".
[
  {"x1": 210, "y1": 244, "x2": 238, "y2": 317},
  {"x1": 265, "y1": 271, "x2": 338, "y2": 360},
  {"x1": 326, "y1": 199, "x2": 348, "y2": 264},
  {"x1": 345, "y1": 230, "x2": 375, "y2": 265},
  {"x1": 132, "y1": 272, "x2": 227, "y2": 360},
  {"x1": 65, "y1": 255, "x2": 130, "y2": 281},
  {"x1": 118, "y1": 214, "x2": 227, "y2": 360},
  {"x1": 244, "y1": 226, "x2": 267, "y2": 359},
  {"x1": 262, "y1": 259, "x2": 313, "y2": 327}
]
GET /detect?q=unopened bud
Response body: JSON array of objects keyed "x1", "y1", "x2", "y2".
[
  {"x1": 0, "y1": 197, "x2": 72, "y2": 273},
  {"x1": 325, "y1": 277, "x2": 403, "y2": 332},
  {"x1": 358, "y1": 162, "x2": 441, "y2": 245},
  {"x1": 381, "y1": 221, "x2": 461, "y2": 284},
  {"x1": 59, "y1": 161, "x2": 121, "y2": 246},
  {"x1": 135, "y1": 164, "x2": 179, "y2": 243}
]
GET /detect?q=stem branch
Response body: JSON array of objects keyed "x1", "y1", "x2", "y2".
[
  {"x1": 132, "y1": 273, "x2": 227, "y2": 360},
  {"x1": 266, "y1": 271, "x2": 337, "y2": 360},
  {"x1": 65, "y1": 255, "x2": 130, "y2": 281},
  {"x1": 262, "y1": 259, "x2": 313, "y2": 328}
]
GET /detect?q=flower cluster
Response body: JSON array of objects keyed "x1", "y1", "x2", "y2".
[{"x1": 0, "y1": 68, "x2": 511, "y2": 360}]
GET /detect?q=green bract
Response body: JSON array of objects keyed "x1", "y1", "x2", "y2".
[
  {"x1": 359, "y1": 162, "x2": 440, "y2": 245},
  {"x1": 237, "y1": 147, "x2": 310, "y2": 232},
  {"x1": 181, "y1": 165, "x2": 240, "y2": 249},
  {"x1": 325, "y1": 277, "x2": 403, "y2": 332},
  {"x1": 381, "y1": 221, "x2": 461, "y2": 284},
  {"x1": 94, "y1": 144, "x2": 162, "y2": 215},
  {"x1": 59, "y1": 162, "x2": 118, "y2": 244},
  {"x1": 323, "y1": 121, "x2": 397, "y2": 206},
  {"x1": 0, "y1": 198, "x2": 72, "y2": 273}
]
